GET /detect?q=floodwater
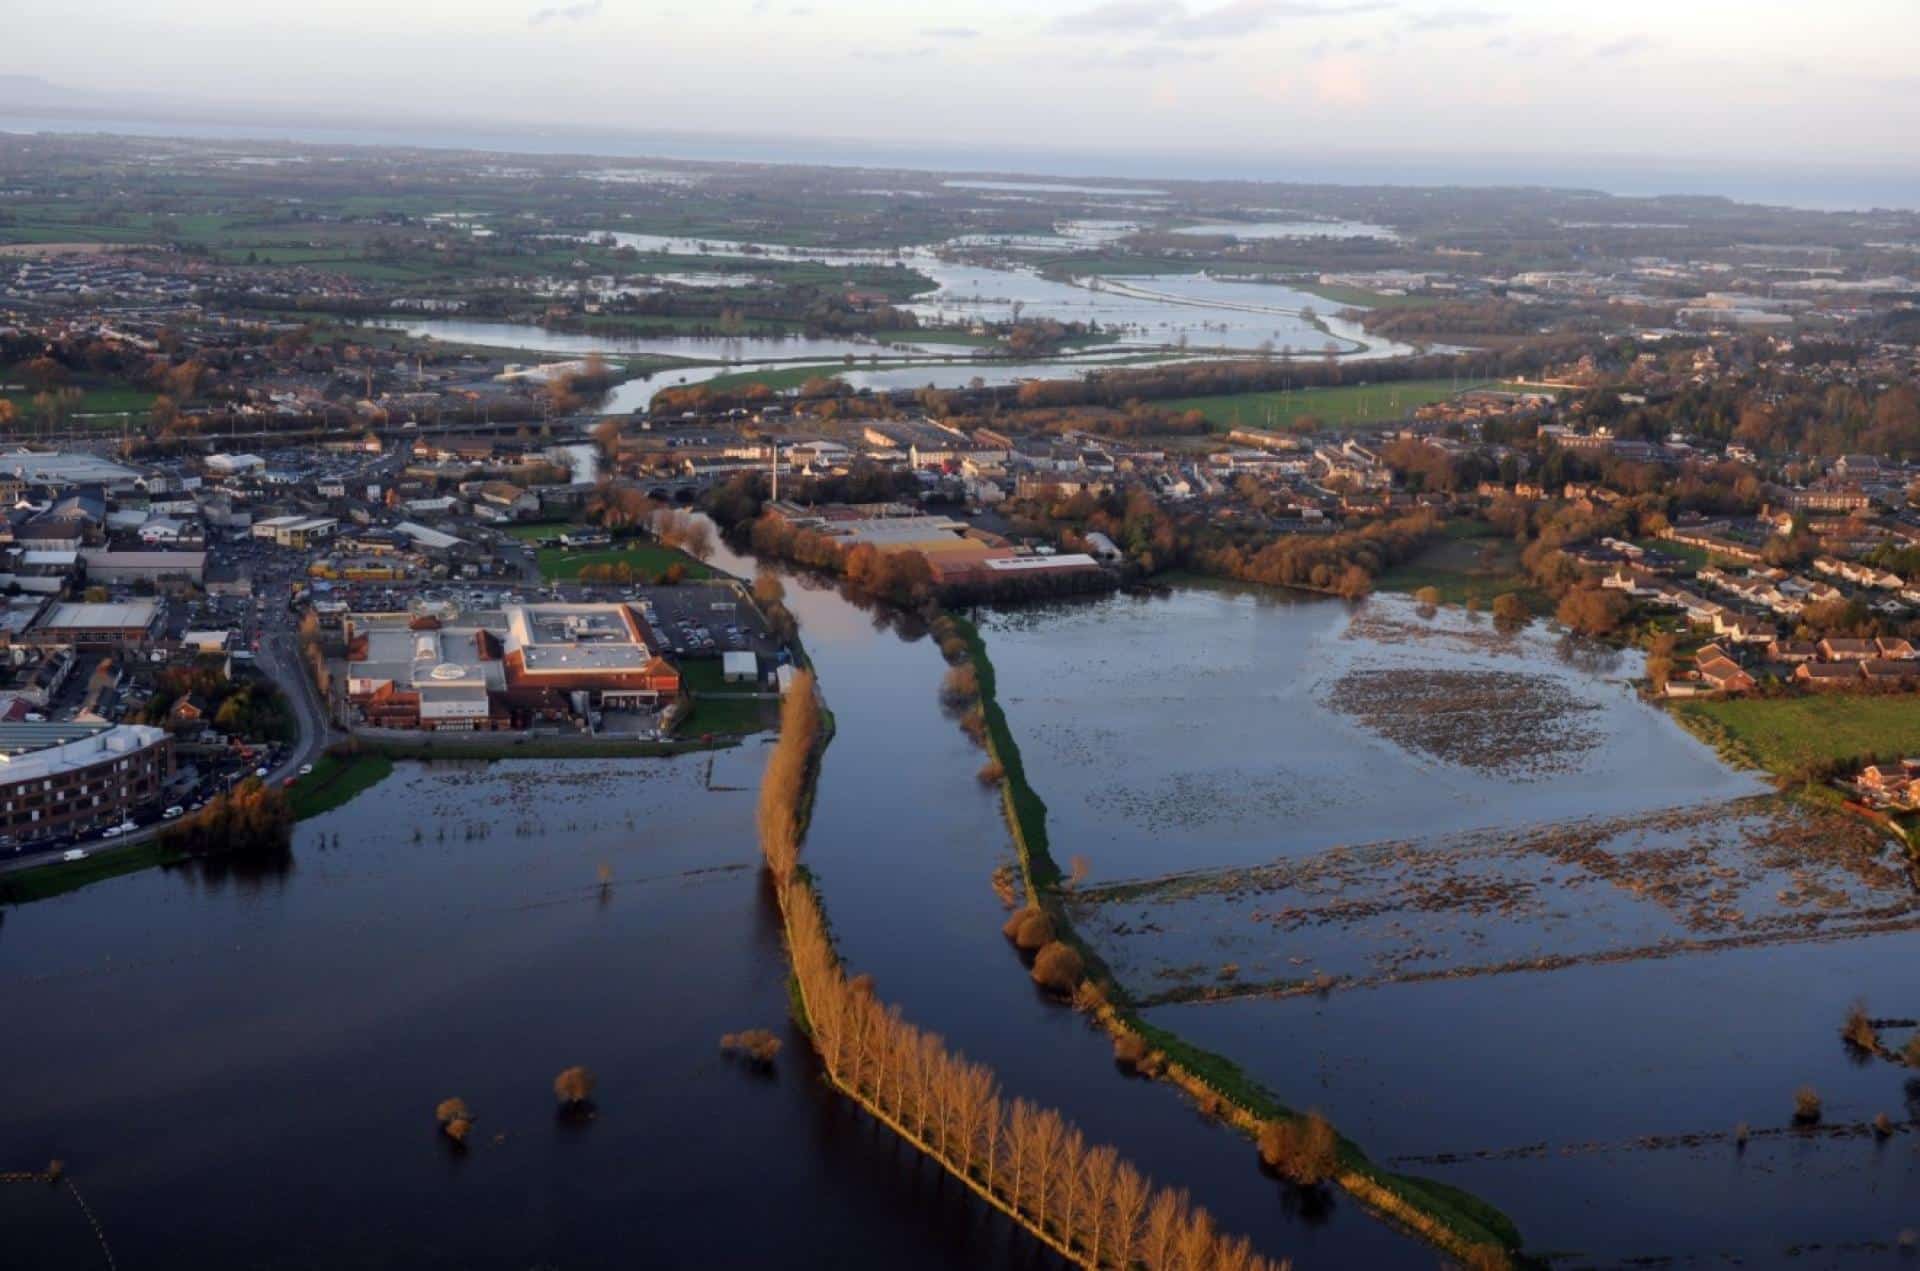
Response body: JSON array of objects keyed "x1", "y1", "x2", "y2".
[
  {"x1": 0, "y1": 751, "x2": 1043, "y2": 1269},
  {"x1": 14, "y1": 557, "x2": 1857, "y2": 1268},
  {"x1": 975, "y1": 588, "x2": 1762, "y2": 881},
  {"x1": 369, "y1": 316, "x2": 940, "y2": 364},
  {"x1": 577, "y1": 231, "x2": 1415, "y2": 358},
  {"x1": 2, "y1": 536, "x2": 1427, "y2": 1269},
  {"x1": 974, "y1": 583, "x2": 1920, "y2": 1264},
  {"x1": 1171, "y1": 219, "x2": 1398, "y2": 241}
]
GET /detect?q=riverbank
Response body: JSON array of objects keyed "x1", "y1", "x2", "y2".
[
  {"x1": 948, "y1": 609, "x2": 1528, "y2": 1266},
  {"x1": 763, "y1": 668, "x2": 1295, "y2": 1270}
]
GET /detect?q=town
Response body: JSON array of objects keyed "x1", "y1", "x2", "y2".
[{"x1": 9, "y1": 106, "x2": 1920, "y2": 1271}]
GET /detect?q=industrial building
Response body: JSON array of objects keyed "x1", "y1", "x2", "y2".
[
  {"x1": 346, "y1": 602, "x2": 680, "y2": 731},
  {"x1": 80, "y1": 549, "x2": 208, "y2": 585},
  {"x1": 252, "y1": 515, "x2": 339, "y2": 549},
  {"x1": 31, "y1": 599, "x2": 162, "y2": 649},
  {"x1": 0, "y1": 722, "x2": 172, "y2": 843}
]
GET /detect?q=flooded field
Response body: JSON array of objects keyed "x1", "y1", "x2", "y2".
[
  {"x1": 1073, "y1": 798, "x2": 1916, "y2": 1003},
  {"x1": 0, "y1": 752, "x2": 1036, "y2": 1269},
  {"x1": 978, "y1": 584, "x2": 1920, "y2": 1264},
  {"x1": 975, "y1": 588, "x2": 1761, "y2": 882}
]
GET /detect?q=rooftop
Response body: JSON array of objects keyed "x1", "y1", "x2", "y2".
[
  {"x1": 40, "y1": 599, "x2": 160, "y2": 630},
  {"x1": 0, "y1": 722, "x2": 167, "y2": 782}
]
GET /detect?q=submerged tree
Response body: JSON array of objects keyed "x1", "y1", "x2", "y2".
[{"x1": 553, "y1": 1066, "x2": 597, "y2": 1108}]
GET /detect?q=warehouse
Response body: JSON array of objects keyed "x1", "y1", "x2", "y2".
[
  {"x1": 80, "y1": 549, "x2": 208, "y2": 585},
  {"x1": 32, "y1": 599, "x2": 162, "y2": 649}
]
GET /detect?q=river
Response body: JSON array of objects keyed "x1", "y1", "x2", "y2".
[{"x1": 13, "y1": 557, "x2": 1854, "y2": 1266}]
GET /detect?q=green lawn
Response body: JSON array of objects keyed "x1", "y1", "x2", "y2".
[
  {"x1": 1160, "y1": 377, "x2": 1497, "y2": 432},
  {"x1": 1, "y1": 381, "x2": 158, "y2": 422},
  {"x1": 1673, "y1": 696, "x2": 1920, "y2": 778},
  {"x1": 680, "y1": 695, "x2": 771, "y2": 736},
  {"x1": 535, "y1": 544, "x2": 710, "y2": 582},
  {"x1": 289, "y1": 753, "x2": 396, "y2": 821},
  {"x1": 1376, "y1": 523, "x2": 1548, "y2": 611}
]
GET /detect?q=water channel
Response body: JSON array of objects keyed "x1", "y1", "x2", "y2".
[{"x1": 12, "y1": 558, "x2": 1879, "y2": 1266}]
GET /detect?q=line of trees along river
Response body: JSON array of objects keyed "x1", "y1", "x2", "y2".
[
  {"x1": 700, "y1": 527, "x2": 1427, "y2": 1267},
  {"x1": 760, "y1": 675, "x2": 1289, "y2": 1269}
]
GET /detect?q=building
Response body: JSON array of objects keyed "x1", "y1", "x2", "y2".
[
  {"x1": 252, "y1": 515, "x2": 339, "y2": 549},
  {"x1": 345, "y1": 602, "x2": 679, "y2": 731},
  {"x1": 0, "y1": 722, "x2": 172, "y2": 843},
  {"x1": 32, "y1": 599, "x2": 162, "y2": 649},
  {"x1": 80, "y1": 549, "x2": 208, "y2": 586}
]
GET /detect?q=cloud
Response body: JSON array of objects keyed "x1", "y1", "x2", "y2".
[
  {"x1": 1052, "y1": 0, "x2": 1183, "y2": 32},
  {"x1": 529, "y1": 0, "x2": 601, "y2": 23},
  {"x1": 1592, "y1": 33, "x2": 1654, "y2": 58},
  {"x1": 1052, "y1": 0, "x2": 1391, "y2": 39},
  {"x1": 853, "y1": 46, "x2": 939, "y2": 62},
  {"x1": 920, "y1": 25, "x2": 982, "y2": 39},
  {"x1": 1076, "y1": 45, "x2": 1219, "y2": 67},
  {"x1": 1406, "y1": 7, "x2": 1505, "y2": 30},
  {"x1": 1175, "y1": 1, "x2": 1391, "y2": 38}
]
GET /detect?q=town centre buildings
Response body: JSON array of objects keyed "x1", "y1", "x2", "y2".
[{"x1": 345, "y1": 602, "x2": 681, "y2": 731}]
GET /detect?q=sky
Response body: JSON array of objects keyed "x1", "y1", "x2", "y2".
[{"x1": 5, "y1": 0, "x2": 1919, "y2": 177}]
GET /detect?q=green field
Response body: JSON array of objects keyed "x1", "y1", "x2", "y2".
[
  {"x1": 1673, "y1": 696, "x2": 1920, "y2": 778},
  {"x1": 1296, "y1": 283, "x2": 1442, "y2": 311},
  {"x1": 533, "y1": 543, "x2": 711, "y2": 582},
  {"x1": 1, "y1": 380, "x2": 159, "y2": 424},
  {"x1": 680, "y1": 695, "x2": 770, "y2": 735},
  {"x1": 1376, "y1": 521, "x2": 1549, "y2": 611},
  {"x1": 1160, "y1": 377, "x2": 1496, "y2": 432}
]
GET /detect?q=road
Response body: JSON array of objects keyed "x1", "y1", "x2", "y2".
[{"x1": 0, "y1": 619, "x2": 332, "y2": 879}]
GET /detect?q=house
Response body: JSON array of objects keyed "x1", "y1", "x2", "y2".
[
  {"x1": 1818, "y1": 637, "x2": 1878, "y2": 662},
  {"x1": 1861, "y1": 659, "x2": 1920, "y2": 683},
  {"x1": 1694, "y1": 643, "x2": 1756, "y2": 694},
  {"x1": 168, "y1": 693, "x2": 209, "y2": 726},
  {"x1": 1875, "y1": 637, "x2": 1918, "y2": 661},
  {"x1": 1767, "y1": 638, "x2": 1818, "y2": 664},
  {"x1": 1796, "y1": 661, "x2": 1863, "y2": 688}
]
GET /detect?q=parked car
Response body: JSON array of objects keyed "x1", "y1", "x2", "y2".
[{"x1": 163, "y1": 806, "x2": 185, "y2": 819}]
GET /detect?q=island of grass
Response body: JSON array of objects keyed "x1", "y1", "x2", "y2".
[{"x1": 1158, "y1": 377, "x2": 1511, "y2": 432}]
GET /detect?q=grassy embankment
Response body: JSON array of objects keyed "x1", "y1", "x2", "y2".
[
  {"x1": 1376, "y1": 519, "x2": 1551, "y2": 613},
  {"x1": 948, "y1": 612, "x2": 1528, "y2": 1266},
  {"x1": 288, "y1": 752, "x2": 396, "y2": 820},
  {"x1": 1159, "y1": 377, "x2": 1504, "y2": 433},
  {"x1": 0, "y1": 841, "x2": 178, "y2": 905}
]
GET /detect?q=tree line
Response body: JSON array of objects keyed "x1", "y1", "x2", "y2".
[{"x1": 757, "y1": 675, "x2": 1289, "y2": 1271}]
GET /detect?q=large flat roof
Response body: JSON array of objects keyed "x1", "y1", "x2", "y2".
[
  {"x1": 40, "y1": 599, "x2": 159, "y2": 630},
  {"x1": 0, "y1": 722, "x2": 166, "y2": 781},
  {"x1": 0, "y1": 449, "x2": 141, "y2": 485},
  {"x1": 504, "y1": 603, "x2": 656, "y2": 674}
]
